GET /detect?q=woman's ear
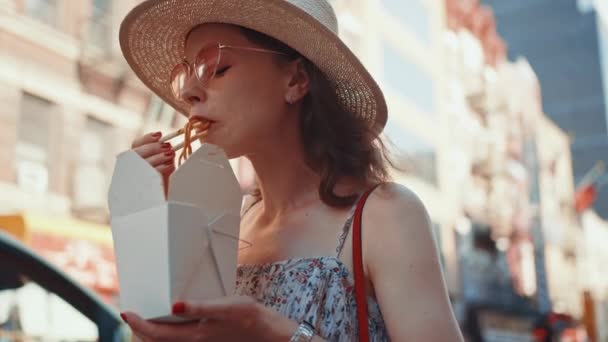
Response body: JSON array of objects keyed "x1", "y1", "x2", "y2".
[{"x1": 285, "y1": 58, "x2": 310, "y2": 104}]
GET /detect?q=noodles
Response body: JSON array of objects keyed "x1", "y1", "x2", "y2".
[{"x1": 161, "y1": 118, "x2": 211, "y2": 166}]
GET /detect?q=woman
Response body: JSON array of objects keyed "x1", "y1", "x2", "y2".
[{"x1": 120, "y1": 0, "x2": 463, "y2": 341}]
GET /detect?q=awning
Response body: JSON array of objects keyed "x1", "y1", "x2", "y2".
[{"x1": 0, "y1": 212, "x2": 112, "y2": 246}]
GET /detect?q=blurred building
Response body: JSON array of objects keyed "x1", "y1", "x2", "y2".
[
  {"x1": 480, "y1": 0, "x2": 608, "y2": 221},
  {"x1": 579, "y1": 210, "x2": 608, "y2": 342},
  {"x1": 478, "y1": 1, "x2": 608, "y2": 340},
  {"x1": 330, "y1": 2, "x2": 551, "y2": 340},
  {"x1": 442, "y1": 0, "x2": 592, "y2": 340},
  {"x1": 329, "y1": 0, "x2": 462, "y2": 302},
  {"x1": 0, "y1": 0, "x2": 155, "y2": 339}
]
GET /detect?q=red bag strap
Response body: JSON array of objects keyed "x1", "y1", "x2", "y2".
[{"x1": 353, "y1": 183, "x2": 381, "y2": 342}]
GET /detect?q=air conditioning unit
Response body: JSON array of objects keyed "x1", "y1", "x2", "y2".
[
  {"x1": 16, "y1": 160, "x2": 48, "y2": 194},
  {"x1": 72, "y1": 165, "x2": 107, "y2": 210}
]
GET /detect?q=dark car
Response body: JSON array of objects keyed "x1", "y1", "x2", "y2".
[{"x1": 0, "y1": 231, "x2": 129, "y2": 341}]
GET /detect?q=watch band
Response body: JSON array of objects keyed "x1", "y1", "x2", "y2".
[{"x1": 289, "y1": 320, "x2": 315, "y2": 342}]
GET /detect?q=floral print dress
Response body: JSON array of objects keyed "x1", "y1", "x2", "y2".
[{"x1": 235, "y1": 203, "x2": 390, "y2": 341}]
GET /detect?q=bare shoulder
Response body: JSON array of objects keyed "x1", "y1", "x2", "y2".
[
  {"x1": 361, "y1": 182, "x2": 436, "y2": 265},
  {"x1": 364, "y1": 182, "x2": 430, "y2": 226},
  {"x1": 361, "y1": 186, "x2": 463, "y2": 340}
]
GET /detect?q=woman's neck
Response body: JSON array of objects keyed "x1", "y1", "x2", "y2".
[
  {"x1": 247, "y1": 142, "x2": 320, "y2": 224},
  {"x1": 244, "y1": 109, "x2": 362, "y2": 224}
]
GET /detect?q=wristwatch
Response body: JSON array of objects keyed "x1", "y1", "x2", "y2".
[{"x1": 289, "y1": 320, "x2": 315, "y2": 342}]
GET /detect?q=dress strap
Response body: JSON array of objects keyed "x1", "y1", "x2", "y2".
[{"x1": 335, "y1": 194, "x2": 362, "y2": 258}]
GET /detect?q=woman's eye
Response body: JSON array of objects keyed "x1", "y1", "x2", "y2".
[{"x1": 215, "y1": 66, "x2": 230, "y2": 76}]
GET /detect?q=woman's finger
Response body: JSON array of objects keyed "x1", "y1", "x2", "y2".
[
  {"x1": 122, "y1": 312, "x2": 200, "y2": 341},
  {"x1": 155, "y1": 160, "x2": 176, "y2": 174},
  {"x1": 131, "y1": 132, "x2": 162, "y2": 149},
  {"x1": 146, "y1": 150, "x2": 175, "y2": 167},
  {"x1": 133, "y1": 142, "x2": 173, "y2": 159},
  {"x1": 172, "y1": 296, "x2": 259, "y2": 322}
]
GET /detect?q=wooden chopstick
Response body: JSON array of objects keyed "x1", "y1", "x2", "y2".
[
  {"x1": 160, "y1": 121, "x2": 205, "y2": 143},
  {"x1": 172, "y1": 130, "x2": 208, "y2": 152}
]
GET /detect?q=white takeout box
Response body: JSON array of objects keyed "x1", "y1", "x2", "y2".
[{"x1": 108, "y1": 144, "x2": 242, "y2": 322}]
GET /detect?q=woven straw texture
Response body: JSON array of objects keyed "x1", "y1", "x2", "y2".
[{"x1": 120, "y1": 0, "x2": 387, "y2": 134}]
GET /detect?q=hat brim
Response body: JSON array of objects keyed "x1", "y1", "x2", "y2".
[{"x1": 119, "y1": 0, "x2": 387, "y2": 134}]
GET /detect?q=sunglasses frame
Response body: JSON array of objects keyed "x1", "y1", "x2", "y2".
[{"x1": 170, "y1": 42, "x2": 288, "y2": 100}]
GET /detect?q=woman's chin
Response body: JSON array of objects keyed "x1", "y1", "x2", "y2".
[
  {"x1": 222, "y1": 145, "x2": 250, "y2": 160},
  {"x1": 223, "y1": 146, "x2": 243, "y2": 159},
  {"x1": 202, "y1": 139, "x2": 237, "y2": 159}
]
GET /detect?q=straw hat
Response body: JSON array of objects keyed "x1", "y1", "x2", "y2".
[{"x1": 119, "y1": 0, "x2": 387, "y2": 134}]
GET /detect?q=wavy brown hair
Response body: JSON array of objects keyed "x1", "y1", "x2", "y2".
[{"x1": 238, "y1": 26, "x2": 396, "y2": 208}]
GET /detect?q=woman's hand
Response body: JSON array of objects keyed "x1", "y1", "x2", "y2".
[
  {"x1": 121, "y1": 296, "x2": 299, "y2": 342},
  {"x1": 131, "y1": 132, "x2": 175, "y2": 195}
]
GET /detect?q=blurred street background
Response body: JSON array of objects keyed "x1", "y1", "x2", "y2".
[{"x1": 0, "y1": 0, "x2": 607, "y2": 341}]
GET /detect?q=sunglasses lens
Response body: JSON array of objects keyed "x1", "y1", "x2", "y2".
[
  {"x1": 170, "y1": 63, "x2": 189, "y2": 100},
  {"x1": 194, "y1": 43, "x2": 221, "y2": 82}
]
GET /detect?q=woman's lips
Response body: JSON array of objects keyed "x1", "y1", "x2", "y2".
[
  {"x1": 195, "y1": 120, "x2": 215, "y2": 134},
  {"x1": 191, "y1": 112, "x2": 215, "y2": 123},
  {"x1": 190, "y1": 114, "x2": 214, "y2": 127}
]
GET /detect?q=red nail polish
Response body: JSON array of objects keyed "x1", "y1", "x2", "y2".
[
  {"x1": 120, "y1": 313, "x2": 128, "y2": 323},
  {"x1": 172, "y1": 302, "x2": 186, "y2": 314},
  {"x1": 165, "y1": 150, "x2": 175, "y2": 156},
  {"x1": 152, "y1": 132, "x2": 161, "y2": 138},
  {"x1": 162, "y1": 143, "x2": 172, "y2": 149}
]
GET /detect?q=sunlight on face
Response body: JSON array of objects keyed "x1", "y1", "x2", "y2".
[{"x1": 181, "y1": 24, "x2": 296, "y2": 159}]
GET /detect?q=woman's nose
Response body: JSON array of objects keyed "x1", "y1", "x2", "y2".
[{"x1": 180, "y1": 71, "x2": 207, "y2": 105}]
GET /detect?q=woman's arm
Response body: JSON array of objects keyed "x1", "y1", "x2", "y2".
[{"x1": 364, "y1": 183, "x2": 464, "y2": 341}]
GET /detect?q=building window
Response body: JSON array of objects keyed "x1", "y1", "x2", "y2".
[
  {"x1": 337, "y1": 13, "x2": 364, "y2": 56},
  {"x1": 383, "y1": 42, "x2": 436, "y2": 114},
  {"x1": 381, "y1": 0, "x2": 431, "y2": 44},
  {"x1": 15, "y1": 93, "x2": 54, "y2": 193},
  {"x1": 89, "y1": 0, "x2": 112, "y2": 50},
  {"x1": 331, "y1": 2, "x2": 369, "y2": 65},
  {"x1": 146, "y1": 96, "x2": 180, "y2": 128},
  {"x1": 577, "y1": 0, "x2": 594, "y2": 13},
  {"x1": 598, "y1": 16, "x2": 608, "y2": 131},
  {"x1": 73, "y1": 117, "x2": 113, "y2": 214},
  {"x1": 384, "y1": 120, "x2": 438, "y2": 185},
  {"x1": 24, "y1": 0, "x2": 58, "y2": 27}
]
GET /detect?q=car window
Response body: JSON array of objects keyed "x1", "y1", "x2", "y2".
[
  {"x1": 0, "y1": 231, "x2": 130, "y2": 342},
  {"x1": 0, "y1": 280, "x2": 100, "y2": 341}
]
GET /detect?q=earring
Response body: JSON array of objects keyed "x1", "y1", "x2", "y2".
[{"x1": 287, "y1": 95, "x2": 295, "y2": 104}]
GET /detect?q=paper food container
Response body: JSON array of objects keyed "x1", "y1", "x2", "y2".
[{"x1": 108, "y1": 144, "x2": 242, "y2": 322}]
